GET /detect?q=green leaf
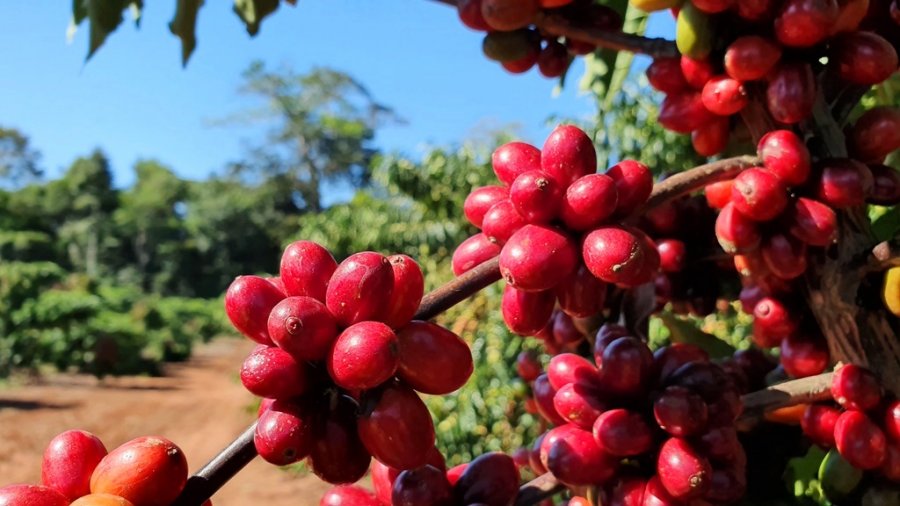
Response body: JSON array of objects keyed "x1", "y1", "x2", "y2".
[
  {"x1": 784, "y1": 446, "x2": 830, "y2": 505},
  {"x1": 233, "y1": 0, "x2": 279, "y2": 36},
  {"x1": 603, "y1": 5, "x2": 649, "y2": 110},
  {"x1": 657, "y1": 312, "x2": 736, "y2": 359},
  {"x1": 170, "y1": 0, "x2": 204, "y2": 66},
  {"x1": 872, "y1": 205, "x2": 900, "y2": 242},
  {"x1": 86, "y1": 0, "x2": 127, "y2": 60},
  {"x1": 72, "y1": 0, "x2": 88, "y2": 26}
]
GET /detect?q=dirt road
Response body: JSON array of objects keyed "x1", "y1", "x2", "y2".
[{"x1": 0, "y1": 338, "x2": 332, "y2": 505}]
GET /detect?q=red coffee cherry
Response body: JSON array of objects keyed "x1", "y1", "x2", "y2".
[
  {"x1": 780, "y1": 334, "x2": 829, "y2": 378},
  {"x1": 654, "y1": 343, "x2": 710, "y2": 384},
  {"x1": 702, "y1": 76, "x2": 749, "y2": 116},
  {"x1": 832, "y1": 364, "x2": 883, "y2": 411},
  {"x1": 555, "y1": 264, "x2": 608, "y2": 318},
  {"x1": 279, "y1": 240, "x2": 337, "y2": 303},
  {"x1": 547, "y1": 353, "x2": 600, "y2": 390},
  {"x1": 766, "y1": 63, "x2": 817, "y2": 124},
  {"x1": 41, "y1": 430, "x2": 108, "y2": 500},
  {"x1": 554, "y1": 382, "x2": 607, "y2": 429},
  {"x1": 90, "y1": 436, "x2": 188, "y2": 506},
  {"x1": 255, "y1": 399, "x2": 314, "y2": 466},
  {"x1": 831, "y1": 31, "x2": 899, "y2": 85},
  {"x1": 457, "y1": 0, "x2": 490, "y2": 31},
  {"x1": 647, "y1": 57, "x2": 689, "y2": 94},
  {"x1": 691, "y1": 116, "x2": 730, "y2": 157},
  {"x1": 240, "y1": 345, "x2": 309, "y2": 399},
  {"x1": 500, "y1": 225, "x2": 578, "y2": 292},
  {"x1": 541, "y1": 124, "x2": 597, "y2": 186},
  {"x1": 724, "y1": 36, "x2": 782, "y2": 81},
  {"x1": 787, "y1": 198, "x2": 837, "y2": 247},
  {"x1": 801, "y1": 404, "x2": 841, "y2": 448},
  {"x1": 383, "y1": 254, "x2": 425, "y2": 329},
  {"x1": 715, "y1": 202, "x2": 761, "y2": 253},
  {"x1": 774, "y1": 0, "x2": 839, "y2": 47},
  {"x1": 657, "y1": 239, "x2": 687, "y2": 273},
  {"x1": 656, "y1": 438, "x2": 712, "y2": 500},
  {"x1": 606, "y1": 160, "x2": 653, "y2": 217},
  {"x1": 691, "y1": 0, "x2": 734, "y2": 13},
  {"x1": 454, "y1": 452, "x2": 520, "y2": 506},
  {"x1": 396, "y1": 321, "x2": 473, "y2": 395},
  {"x1": 654, "y1": 385, "x2": 709, "y2": 437},
  {"x1": 464, "y1": 185, "x2": 509, "y2": 228},
  {"x1": 309, "y1": 395, "x2": 371, "y2": 484},
  {"x1": 509, "y1": 171, "x2": 564, "y2": 224},
  {"x1": 606, "y1": 476, "x2": 648, "y2": 506},
  {"x1": 659, "y1": 92, "x2": 715, "y2": 133},
  {"x1": 325, "y1": 251, "x2": 394, "y2": 327},
  {"x1": 848, "y1": 107, "x2": 900, "y2": 163},
  {"x1": 582, "y1": 226, "x2": 655, "y2": 287},
  {"x1": 704, "y1": 180, "x2": 734, "y2": 210},
  {"x1": 762, "y1": 232, "x2": 808, "y2": 280},
  {"x1": 869, "y1": 165, "x2": 900, "y2": 206},
  {"x1": 492, "y1": 141, "x2": 542, "y2": 186},
  {"x1": 753, "y1": 296, "x2": 798, "y2": 340},
  {"x1": 358, "y1": 382, "x2": 436, "y2": 471},
  {"x1": 537, "y1": 41, "x2": 571, "y2": 78},
  {"x1": 327, "y1": 322, "x2": 398, "y2": 391},
  {"x1": 268, "y1": 296, "x2": 338, "y2": 361},
  {"x1": 225, "y1": 275, "x2": 286, "y2": 345},
  {"x1": 597, "y1": 336, "x2": 653, "y2": 397},
  {"x1": 482, "y1": 199, "x2": 527, "y2": 245},
  {"x1": 452, "y1": 233, "x2": 501, "y2": 276},
  {"x1": 516, "y1": 350, "x2": 542, "y2": 382},
  {"x1": 592, "y1": 408, "x2": 654, "y2": 457},
  {"x1": 0, "y1": 485, "x2": 70, "y2": 506},
  {"x1": 834, "y1": 410, "x2": 887, "y2": 470},
  {"x1": 480, "y1": 0, "x2": 539, "y2": 31},
  {"x1": 391, "y1": 465, "x2": 453, "y2": 506},
  {"x1": 322, "y1": 485, "x2": 381, "y2": 506},
  {"x1": 501, "y1": 285, "x2": 555, "y2": 336},
  {"x1": 559, "y1": 173, "x2": 619, "y2": 231},
  {"x1": 757, "y1": 130, "x2": 811, "y2": 186},
  {"x1": 680, "y1": 56, "x2": 714, "y2": 89},
  {"x1": 815, "y1": 158, "x2": 875, "y2": 208},
  {"x1": 534, "y1": 373, "x2": 569, "y2": 426},
  {"x1": 731, "y1": 167, "x2": 789, "y2": 222},
  {"x1": 547, "y1": 427, "x2": 618, "y2": 486}
]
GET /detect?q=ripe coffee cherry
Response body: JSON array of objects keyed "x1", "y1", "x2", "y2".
[
  {"x1": 802, "y1": 404, "x2": 841, "y2": 447},
  {"x1": 606, "y1": 160, "x2": 652, "y2": 217},
  {"x1": 815, "y1": 158, "x2": 874, "y2": 208},
  {"x1": 654, "y1": 344, "x2": 710, "y2": 383},
  {"x1": 680, "y1": 56, "x2": 714, "y2": 89},
  {"x1": 780, "y1": 334, "x2": 829, "y2": 377},
  {"x1": 654, "y1": 386, "x2": 709, "y2": 437},
  {"x1": 774, "y1": 0, "x2": 839, "y2": 47},
  {"x1": 547, "y1": 427, "x2": 618, "y2": 486},
  {"x1": 560, "y1": 174, "x2": 619, "y2": 231},
  {"x1": 552, "y1": 311, "x2": 583, "y2": 346},
  {"x1": 647, "y1": 57, "x2": 689, "y2": 94},
  {"x1": 642, "y1": 476, "x2": 682, "y2": 506},
  {"x1": 832, "y1": 364, "x2": 882, "y2": 411},
  {"x1": 869, "y1": 165, "x2": 900, "y2": 205},
  {"x1": 656, "y1": 438, "x2": 712, "y2": 500},
  {"x1": 509, "y1": 171, "x2": 564, "y2": 224},
  {"x1": 396, "y1": 321, "x2": 473, "y2": 395},
  {"x1": 698, "y1": 426, "x2": 742, "y2": 464},
  {"x1": 598, "y1": 336, "x2": 653, "y2": 397},
  {"x1": 371, "y1": 449, "x2": 447, "y2": 505},
  {"x1": 326, "y1": 252, "x2": 394, "y2": 327},
  {"x1": 556, "y1": 264, "x2": 607, "y2": 318},
  {"x1": 644, "y1": 199, "x2": 680, "y2": 235},
  {"x1": 592, "y1": 409, "x2": 654, "y2": 456},
  {"x1": 762, "y1": 233, "x2": 808, "y2": 280},
  {"x1": 787, "y1": 198, "x2": 837, "y2": 246},
  {"x1": 501, "y1": 285, "x2": 554, "y2": 336},
  {"x1": 358, "y1": 383, "x2": 435, "y2": 470},
  {"x1": 321, "y1": 485, "x2": 381, "y2": 506},
  {"x1": 41, "y1": 430, "x2": 107, "y2": 501},
  {"x1": 658, "y1": 92, "x2": 715, "y2": 133},
  {"x1": 731, "y1": 167, "x2": 789, "y2": 222},
  {"x1": 541, "y1": 124, "x2": 597, "y2": 186},
  {"x1": 225, "y1": 275, "x2": 286, "y2": 345},
  {"x1": 724, "y1": 36, "x2": 782, "y2": 81},
  {"x1": 691, "y1": 116, "x2": 730, "y2": 157},
  {"x1": 606, "y1": 476, "x2": 647, "y2": 506},
  {"x1": 657, "y1": 239, "x2": 687, "y2": 273},
  {"x1": 537, "y1": 41, "x2": 571, "y2": 78},
  {"x1": 832, "y1": 31, "x2": 899, "y2": 85},
  {"x1": 492, "y1": 142, "x2": 542, "y2": 186},
  {"x1": 831, "y1": 0, "x2": 870, "y2": 33},
  {"x1": 547, "y1": 353, "x2": 600, "y2": 390},
  {"x1": 382, "y1": 254, "x2": 424, "y2": 329},
  {"x1": 715, "y1": 202, "x2": 761, "y2": 253},
  {"x1": 255, "y1": 399, "x2": 313, "y2": 465},
  {"x1": 0, "y1": 485, "x2": 70, "y2": 506},
  {"x1": 454, "y1": 452, "x2": 520, "y2": 506},
  {"x1": 392, "y1": 465, "x2": 453, "y2": 506},
  {"x1": 240, "y1": 346, "x2": 309, "y2": 399},
  {"x1": 757, "y1": 130, "x2": 811, "y2": 186},
  {"x1": 446, "y1": 463, "x2": 469, "y2": 485},
  {"x1": 704, "y1": 180, "x2": 734, "y2": 209},
  {"x1": 835, "y1": 410, "x2": 887, "y2": 469},
  {"x1": 516, "y1": 350, "x2": 542, "y2": 382},
  {"x1": 502, "y1": 48, "x2": 540, "y2": 74},
  {"x1": 534, "y1": 373, "x2": 569, "y2": 425},
  {"x1": 309, "y1": 396, "x2": 371, "y2": 484},
  {"x1": 886, "y1": 400, "x2": 900, "y2": 442},
  {"x1": 457, "y1": 0, "x2": 489, "y2": 31},
  {"x1": 480, "y1": 0, "x2": 538, "y2": 31},
  {"x1": 849, "y1": 107, "x2": 900, "y2": 163},
  {"x1": 464, "y1": 185, "x2": 509, "y2": 228},
  {"x1": 766, "y1": 63, "x2": 817, "y2": 124},
  {"x1": 691, "y1": 0, "x2": 734, "y2": 13},
  {"x1": 90, "y1": 436, "x2": 188, "y2": 506},
  {"x1": 70, "y1": 494, "x2": 135, "y2": 506},
  {"x1": 268, "y1": 296, "x2": 338, "y2": 361},
  {"x1": 452, "y1": 234, "x2": 501, "y2": 276},
  {"x1": 753, "y1": 296, "x2": 798, "y2": 339},
  {"x1": 500, "y1": 225, "x2": 578, "y2": 291},
  {"x1": 883, "y1": 441, "x2": 900, "y2": 481},
  {"x1": 280, "y1": 240, "x2": 338, "y2": 302},
  {"x1": 594, "y1": 324, "x2": 631, "y2": 367},
  {"x1": 482, "y1": 199, "x2": 527, "y2": 245},
  {"x1": 701, "y1": 76, "x2": 748, "y2": 116},
  {"x1": 582, "y1": 226, "x2": 652, "y2": 286},
  {"x1": 328, "y1": 321, "x2": 398, "y2": 391},
  {"x1": 554, "y1": 382, "x2": 607, "y2": 429}
]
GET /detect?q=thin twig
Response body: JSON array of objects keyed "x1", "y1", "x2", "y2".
[{"x1": 641, "y1": 155, "x2": 760, "y2": 212}]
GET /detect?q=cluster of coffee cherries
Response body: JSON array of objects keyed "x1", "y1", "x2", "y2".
[
  {"x1": 802, "y1": 365, "x2": 900, "y2": 485},
  {"x1": 0, "y1": 430, "x2": 194, "y2": 506},
  {"x1": 455, "y1": 0, "x2": 622, "y2": 78},
  {"x1": 454, "y1": 124, "x2": 660, "y2": 338},
  {"x1": 517, "y1": 322, "x2": 750, "y2": 504},
  {"x1": 642, "y1": 0, "x2": 899, "y2": 157},
  {"x1": 223, "y1": 241, "x2": 474, "y2": 483}
]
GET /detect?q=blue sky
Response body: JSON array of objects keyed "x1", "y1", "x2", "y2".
[{"x1": 0, "y1": 1, "x2": 670, "y2": 189}]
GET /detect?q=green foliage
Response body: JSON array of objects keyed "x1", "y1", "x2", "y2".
[
  {"x1": 0, "y1": 127, "x2": 42, "y2": 185},
  {"x1": 169, "y1": 0, "x2": 204, "y2": 66}
]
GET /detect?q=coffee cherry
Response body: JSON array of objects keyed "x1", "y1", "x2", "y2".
[
  {"x1": 541, "y1": 124, "x2": 597, "y2": 186},
  {"x1": 481, "y1": 0, "x2": 538, "y2": 31},
  {"x1": 724, "y1": 36, "x2": 782, "y2": 81},
  {"x1": 691, "y1": 0, "x2": 734, "y2": 13},
  {"x1": 654, "y1": 344, "x2": 710, "y2": 383},
  {"x1": 309, "y1": 396, "x2": 371, "y2": 484},
  {"x1": 559, "y1": 173, "x2": 618, "y2": 231},
  {"x1": 240, "y1": 346, "x2": 309, "y2": 399},
  {"x1": 780, "y1": 334, "x2": 829, "y2": 377},
  {"x1": 698, "y1": 426, "x2": 742, "y2": 464},
  {"x1": 534, "y1": 373, "x2": 569, "y2": 426},
  {"x1": 706, "y1": 467, "x2": 747, "y2": 503},
  {"x1": 71, "y1": 494, "x2": 135, "y2": 506},
  {"x1": 268, "y1": 296, "x2": 338, "y2": 361},
  {"x1": 757, "y1": 130, "x2": 811, "y2": 186},
  {"x1": 766, "y1": 63, "x2": 817, "y2": 124},
  {"x1": 501, "y1": 285, "x2": 554, "y2": 335},
  {"x1": 605, "y1": 476, "x2": 647, "y2": 506},
  {"x1": 647, "y1": 57, "x2": 689, "y2": 94},
  {"x1": 446, "y1": 462, "x2": 469, "y2": 486},
  {"x1": 90, "y1": 436, "x2": 188, "y2": 506},
  {"x1": 509, "y1": 171, "x2": 564, "y2": 224},
  {"x1": 642, "y1": 476, "x2": 682, "y2": 506},
  {"x1": 537, "y1": 41, "x2": 571, "y2": 78},
  {"x1": 454, "y1": 452, "x2": 520, "y2": 506},
  {"x1": 556, "y1": 264, "x2": 608, "y2": 318},
  {"x1": 482, "y1": 199, "x2": 527, "y2": 245},
  {"x1": 280, "y1": 240, "x2": 338, "y2": 303},
  {"x1": 464, "y1": 185, "x2": 509, "y2": 228},
  {"x1": 594, "y1": 324, "x2": 631, "y2": 367},
  {"x1": 835, "y1": 410, "x2": 887, "y2": 469},
  {"x1": 814, "y1": 158, "x2": 874, "y2": 208},
  {"x1": 225, "y1": 275, "x2": 286, "y2": 345},
  {"x1": 327, "y1": 322, "x2": 398, "y2": 390},
  {"x1": 502, "y1": 48, "x2": 540, "y2": 74},
  {"x1": 547, "y1": 353, "x2": 600, "y2": 390},
  {"x1": 869, "y1": 165, "x2": 900, "y2": 205},
  {"x1": 832, "y1": 364, "x2": 882, "y2": 411},
  {"x1": 391, "y1": 465, "x2": 453, "y2": 506},
  {"x1": 801, "y1": 404, "x2": 841, "y2": 447},
  {"x1": 321, "y1": 485, "x2": 380, "y2": 506},
  {"x1": 457, "y1": 0, "x2": 489, "y2": 31},
  {"x1": 832, "y1": 31, "x2": 899, "y2": 85},
  {"x1": 884, "y1": 400, "x2": 900, "y2": 441},
  {"x1": 774, "y1": 0, "x2": 839, "y2": 47},
  {"x1": 659, "y1": 91, "x2": 715, "y2": 133},
  {"x1": 731, "y1": 167, "x2": 789, "y2": 222},
  {"x1": 598, "y1": 336, "x2": 653, "y2": 397},
  {"x1": 715, "y1": 202, "x2": 761, "y2": 253},
  {"x1": 705, "y1": 180, "x2": 734, "y2": 209},
  {"x1": 500, "y1": 225, "x2": 578, "y2": 291},
  {"x1": 358, "y1": 382, "x2": 435, "y2": 470},
  {"x1": 516, "y1": 351, "x2": 542, "y2": 382},
  {"x1": 787, "y1": 198, "x2": 837, "y2": 247},
  {"x1": 701, "y1": 76, "x2": 748, "y2": 116},
  {"x1": 452, "y1": 234, "x2": 501, "y2": 276},
  {"x1": 654, "y1": 386, "x2": 709, "y2": 437},
  {"x1": 848, "y1": 107, "x2": 900, "y2": 163},
  {"x1": 0, "y1": 485, "x2": 70, "y2": 506},
  {"x1": 255, "y1": 399, "x2": 313, "y2": 465},
  {"x1": 753, "y1": 296, "x2": 799, "y2": 339},
  {"x1": 396, "y1": 321, "x2": 473, "y2": 395},
  {"x1": 592, "y1": 409, "x2": 654, "y2": 456},
  {"x1": 656, "y1": 438, "x2": 712, "y2": 500},
  {"x1": 606, "y1": 160, "x2": 653, "y2": 217},
  {"x1": 691, "y1": 116, "x2": 730, "y2": 157},
  {"x1": 554, "y1": 382, "x2": 607, "y2": 429},
  {"x1": 680, "y1": 56, "x2": 714, "y2": 89},
  {"x1": 656, "y1": 239, "x2": 687, "y2": 273},
  {"x1": 382, "y1": 254, "x2": 424, "y2": 329},
  {"x1": 582, "y1": 226, "x2": 653, "y2": 286},
  {"x1": 552, "y1": 310, "x2": 584, "y2": 347},
  {"x1": 326, "y1": 252, "x2": 394, "y2": 327},
  {"x1": 492, "y1": 142, "x2": 541, "y2": 185},
  {"x1": 762, "y1": 232, "x2": 808, "y2": 280},
  {"x1": 547, "y1": 427, "x2": 618, "y2": 486},
  {"x1": 41, "y1": 430, "x2": 107, "y2": 501}
]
